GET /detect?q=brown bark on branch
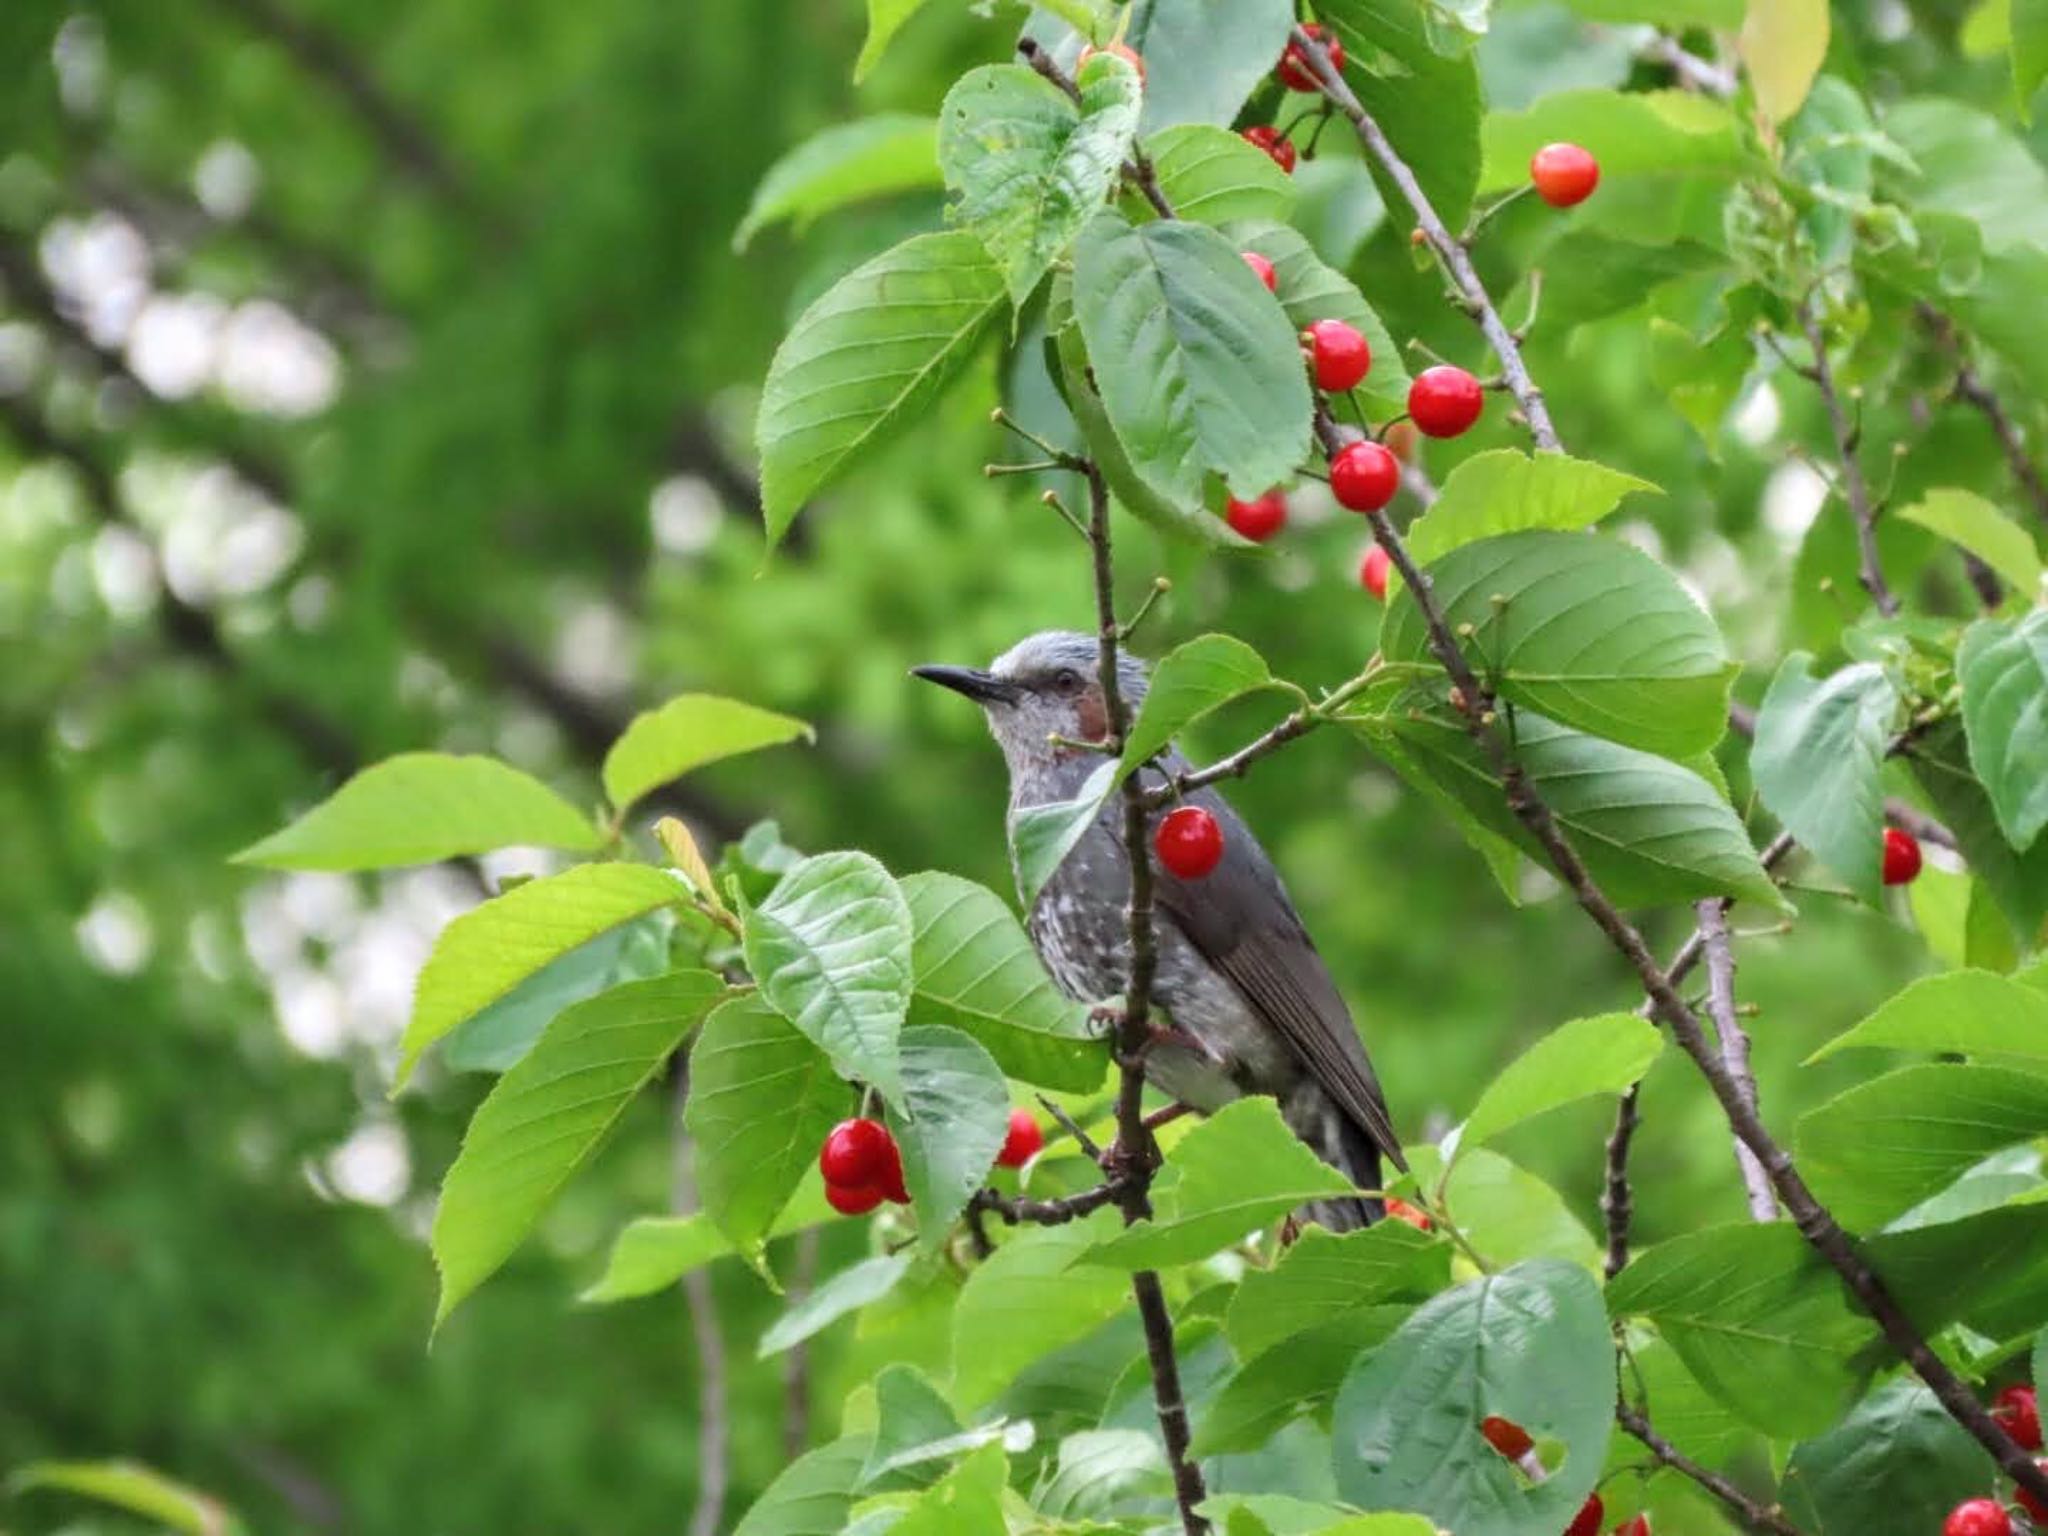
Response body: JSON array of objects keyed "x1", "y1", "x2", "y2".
[
  {"x1": 1618, "y1": 1404, "x2": 1805, "y2": 1536},
  {"x1": 1698, "y1": 900, "x2": 1779, "y2": 1222}
]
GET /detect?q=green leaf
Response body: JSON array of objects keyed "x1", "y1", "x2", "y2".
[
  {"x1": 744, "y1": 851, "x2": 914, "y2": 1110},
  {"x1": 1202, "y1": 1495, "x2": 1439, "y2": 1536},
  {"x1": 1807, "y1": 969, "x2": 2048, "y2": 1062},
  {"x1": 859, "y1": 1364, "x2": 991, "y2": 1485},
  {"x1": 759, "y1": 1253, "x2": 913, "y2": 1357},
  {"x1": 1125, "y1": 0, "x2": 1297, "y2": 135},
  {"x1": 1456, "y1": 1012, "x2": 1662, "y2": 1157},
  {"x1": 856, "y1": 0, "x2": 931, "y2": 81},
  {"x1": 1071, "y1": 211, "x2": 1312, "y2": 506},
  {"x1": 1782, "y1": 1381, "x2": 1991, "y2": 1535},
  {"x1": 1194, "y1": 1307, "x2": 1412, "y2": 1457},
  {"x1": 432, "y1": 971, "x2": 731, "y2": 1327},
  {"x1": 757, "y1": 231, "x2": 1008, "y2": 547},
  {"x1": 687, "y1": 994, "x2": 848, "y2": 1269},
  {"x1": 895, "y1": 1024, "x2": 1010, "y2": 1247},
  {"x1": 1380, "y1": 531, "x2": 1735, "y2": 759},
  {"x1": 1331, "y1": 1261, "x2": 1614, "y2": 1535},
  {"x1": 1740, "y1": 0, "x2": 1829, "y2": 123},
  {"x1": 939, "y1": 55, "x2": 1143, "y2": 307},
  {"x1": 1868, "y1": 1201, "x2": 2048, "y2": 1340},
  {"x1": 1479, "y1": 88, "x2": 1741, "y2": 193},
  {"x1": 2019, "y1": 0, "x2": 2048, "y2": 117},
  {"x1": 442, "y1": 918, "x2": 669, "y2": 1074},
  {"x1": 1225, "y1": 1222, "x2": 1449, "y2": 1358},
  {"x1": 601, "y1": 694, "x2": 811, "y2": 817},
  {"x1": 1605, "y1": 1222, "x2": 1873, "y2": 1437},
  {"x1": 1910, "y1": 864, "x2": 2022, "y2": 975},
  {"x1": 8, "y1": 1461, "x2": 238, "y2": 1536},
  {"x1": 396, "y1": 862, "x2": 689, "y2": 1085},
  {"x1": 577, "y1": 1181, "x2": 834, "y2": 1303},
  {"x1": 884, "y1": 1440, "x2": 1007, "y2": 1536},
  {"x1": 1412, "y1": 1144, "x2": 1601, "y2": 1269},
  {"x1": 1751, "y1": 655, "x2": 1899, "y2": 905},
  {"x1": 1142, "y1": 124, "x2": 1298, "y2": 227},
  {"x1": 1399, "y1": 450, "x2": 1657, "y2": 572},
  {"x1": 1797, "y1": 1063, "x2": 2048, "y2": 1229},
  {"x1": 1909, "y1": 719, "x2": 2048, "y2": 946},
  {"x1": 1558, "y1": 0, "x2": 1739, "y2": 21},
  {"x1": 732, "y1": 1435, "x2": 872, "y2": 1536},
  {"x1": 950, "y1": 1211, "x2": 1131, "y2": 1408},
  {"x1": 1224, "y1": 219, "x2": 1411, "y2": 420},
  {"x1": 233, "y1": 753, "x2": 600, "y2": 870},
  {"x1": 1319, "y1": 0, "x2": 1484, "y2": 229},
  {"x1": 1884, "y1": 98, "x2": 2048, "y2": 254},
  {"x1": 1009, "y1": 758, "x2": 1121, "y2": 913},
  {"x1": 1083, "y1": 1098, "x2": 1355, "y2": 1270},
  {"x1": 1959, "y1": 610, "x2": 2048, "y2": 852},
  {"x1": 734, "y1": 115, "x2": 941, "y2": 250},
  {"x1": 1898, "y1": 488, "x2": 2044, "y2": 601},
  {"x1": 1037, "y1": 1428, "x2": 1169, "y2": 1522},
  {"x1": 1351, "y1": 711, "x2": 1784, "y2": 911},
  {"x1": 1517, "y1": 233, "x2": 1727, "y2": 330},
  {"x1": 1120, "y1": 633, "x2": 1285, "y2": 773},
  {"x1": 900, "y1": 872, "x2": 1104, "y2": 1092}
]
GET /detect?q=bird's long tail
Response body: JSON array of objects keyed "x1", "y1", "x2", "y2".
[{"x1": 1286, "y1": 1083, "x2": 1386, "y2": 1233}]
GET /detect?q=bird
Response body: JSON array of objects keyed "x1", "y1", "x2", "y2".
[{"x1": 914, "y1": 630, "x2": 1404, "y2": 1230}]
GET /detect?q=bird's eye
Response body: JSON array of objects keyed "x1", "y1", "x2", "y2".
[{"x1": 1053, "y1": 668, "x2": 1084, "y2": 694}]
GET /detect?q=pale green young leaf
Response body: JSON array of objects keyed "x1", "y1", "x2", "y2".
[
  {"x1": 1556, "y1": 0, "x2": 1739, "y2": 21},
  {"x1": 442, "y1": 916, "x2": 670, "y2": 1074},
  {"x1": 1331, "y1": 1261, "x2": 1613, "y2": 1535},
  {"x1": 1120, "y1": 633, "x2": 1285, "y2": 773},
  {"x1": 888, "y1": 1442, "x2": 1007, "y2": 1536},
  {"x1": 234, "y1": 753, "x2": 600, "y2": 870},
  {"x1": 433, "y1": 971, "x2": 731, "y2": 1327},
  {"x1": 602, "y1": 694, "x2": 811, "y2": 817},
  {"x1": 577, "y1": 1179, "x2": 834, "y2": 1304},
  {"x1": 397, "y1": 862, "x2": 689, "y2": 1084},
  {"x1": 1083, "y1": 1098, "x2": 1353, "y2": 1270},
  {"x1": 758, "y1": 1254, "x2": 913, "y2": 1357},
  {"x1": 1751, "y1": 655, "x2": 1898, "y2": 905},
  {"x1": 1071, "y1": 211, "x2": 1311, "y2": 506},
  {"x1": 686, "y1": 995, "x2": 849, "y2": 1270},
  {"x1": 1224, "y1": 1221, "x2": 1448, "y2": 1358},
  {"x1": 1898, "y1": 488, "x2": 2044, "y2": 600},
  {"x1": 950, "y1": 1210, "x2": 1130, "y2": 1407},
  {"x1": 1318, "y1": 0, "x2": 1484, "y2": 227},
  {"x1": 1141, "y1": 124, "x2": 1298, "y2": 227},
  {"x1": 1398, "y1": 450, "x2": 1657, "y2": 574},
  {"x1": 1958, "y1": 610, "x2": 2048, "y2": 851},
  {"x1": 1379, "y1": 531, "x2": 1736, "y2": 758},
  {"x1": 1009, "y1": 758, "x2": 1120, "y2": 913},
  {"x1": 1741, "y1": 0, "x2": 1829, "y2": 122},
  {"x1": 1413, "y1": 1143, "x2": 1601, "y2": 1269},
  {"x1": 757, "y1": 231, "x2": 1008, "y2": 547},
  {"x1": 855, "y1": 0, "x2": 931, "y2": 81},
  {"x1": 1479, "y1": 88, "x2": 1741, "y2": 193},
  {"x1": 8, "y1": 1461, "x2": 239, "y2": 1536},
  {"x1": 896, "y1": 1025, "x2": 1010, "y2": 1248},
  {"x1": 2019, "y1": 0, "x2": 2048, "y2": 117},
  {"x1": 1457, "y1": 1012, "x2": 1662, "y2": 1156},
  {"x1": 939, "y1": 55, "x2": 1142, "y2": 307},
  {"x1": 1223, "y1": 219, "x2": 1411, "y2": 419},
  {"x1": 734, "y1": 115, "x2": 941, "y2": 250},
  {"x1": 899, "y1": 872, "x2": 1104, "y2": 1092},
  {"x1": 1806, "y1": 969, "x2": 2048, "y2": 1062},
  {"x1": 1201, "y1": 1495, "x2": 1438, "y2": 1536}
]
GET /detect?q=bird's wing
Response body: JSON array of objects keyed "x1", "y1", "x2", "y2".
[{"x1": 1139, "y1": 778, "x2": 1407, "y2": 1172}]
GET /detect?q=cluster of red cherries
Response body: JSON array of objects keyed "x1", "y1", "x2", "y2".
[
  {"x1": 817, "y1": 1109, "x2": 1043, "y2": 1215},
  {"x1": 1942, "y1": 1386, "x2": 2044, "y2": 1536}
]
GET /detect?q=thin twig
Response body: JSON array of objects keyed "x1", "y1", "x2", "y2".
[
  {"x1": 1698, "y1": 900, "x2": 1779, "y2": 1222},
  {"x1": 1619, "y1": 1404, "x2": 1804, "y2": 1536},
  {"x1": 1921, "y1": 304, "x2": 2048, "y2": 531},
  {"x1": 969, "y1": 1179, "x2": 1130, "y2": 1226},
  {"x1": 1289, "y1": 27, "x2": 1561, "y2": 451},
  {"x1": 1601, "y1": 1084, "x2": 1642, "y2": 1283},
  {"x1": 1799, "y1": 301, "x2": 1898, "y2": 617}
]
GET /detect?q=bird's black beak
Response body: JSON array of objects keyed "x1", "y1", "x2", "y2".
[{"x1": 912, "y1": 664, "x2": 1018, "y2": 705}]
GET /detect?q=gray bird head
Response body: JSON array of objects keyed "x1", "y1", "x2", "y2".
[{"x1": 914, "y1": 630, "x2": 1149, "y2": 786}]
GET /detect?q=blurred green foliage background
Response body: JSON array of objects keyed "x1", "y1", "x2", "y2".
[{"x1": 2, "y1": 0, "x2": 2037, "y2": 1530}]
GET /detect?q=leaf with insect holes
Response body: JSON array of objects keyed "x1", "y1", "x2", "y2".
[
  {"x1": 1071, "y1": 210, "x2": 1311, "y2": 508},
  {"x1": 602, "y1": 694, "x2": 812, "y2": 817},
  {"x1": 757, "y1": 231, "x2": 1008, "y2": 547},
  {"x1": 734, "y1": 115, "x2": 940, "y2": 250},
  {"x1": 940, "y1": 54, "x2": 1142, "y2": 307},
  {"x1": 432, "y1": 971, "x2": 731, "y2": 1327},
  {"x1": 234, "y1": 753, "x2": 600, "y2": 870},
  {"x1": 1752, "y1": 655, "x2": 1898, "y2": 905}
]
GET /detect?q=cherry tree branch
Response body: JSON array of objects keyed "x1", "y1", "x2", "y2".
[
  {"x1": 1698, "y1": 900, "x2": 1780, "y2": 1223},
  {"x1": 1797, "y1": 302, "x2": 1898, "y2": 617},
  {"x1": 1920, "y1": 304, "x2": 2048, "y2": 531},
  {"x1": 969, "y1": 1178, "x2": 1131, "y2": 1227},
  {"x1": 1289, "y1": 28, "x2": 1561, "y2": 452},
  {"x1": 1618, "y1": 1404, "x2": 1805, "y2": 1536}
]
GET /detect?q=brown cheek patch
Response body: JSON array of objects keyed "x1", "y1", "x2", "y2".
[{"x1": 1076, "y1": 687, "x2": 1109, "y2": 744}]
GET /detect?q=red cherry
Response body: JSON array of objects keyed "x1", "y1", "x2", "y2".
[
  {"x1": 1995, "y1": 1386, "x2": 2043, "y2": 1451},
  {"x1": 1242, "y1": 250, "x2": 1278, "y2": 291},
  {"x1": 1078, "y1": 40, "x2": 1145, "y2": 83},
  {"x1": 1613, "y1": 1518, "x2": 1651, "y2": 1536},
  {"x1": 1155, "y1": 805, "x2": 1224, "y2": 879},
  {"x1": 1944, "y1": 1499, "x2": 2013, "y2": 1536},
  {"x1": 819, "y1": 1118, "x2": 893, "y2": 1187},
  {"x1": 1385, "y1": 1195, "x2": 1431, "y2": 1230},
  {"x1": 1563, "y1": 1493, "x2": 1603, "y2": 1536},
  {"x1": 1241, "y1": 125, "x2": 1297, "y2": 174},
  {"x1": 1304, "y1": 319, "x2": 1372, "y2": 393},
  {"x1": 996, "y1": 1108, "x2": 1044, "y2": 1168},
  {"x1": 1480, "y1": 1415, "x2": 1533, "y2": 1459},
  {"x1": 1330, "y1": 440, "x2": 1400, "y2": 513},
  {"x1": 1276, "y1": 22, "x2": 1345, "y2": 91},
  {"x1": 1882, "y1": 826, "x2": 1923, "y2": 886},
  {"x1": 825, "y1": 1179, "x2": 885, "y2": 1216},
  {"x1": 1360, "y1": 545, "x2": 1391, "y2": 600},
  {"x1": 1408, "y1": 365, "x2": 1485, "y2": 439},
  {"x1": 1226, "y1": 489, "x2": 1287, "y2": 542},
  {"x1": 1530, "y1": 142, "x2": 1600, "y2": 207},
  {"x1": 2019, "y1": 1461, "x2": 2048, "y2": 1522}
]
